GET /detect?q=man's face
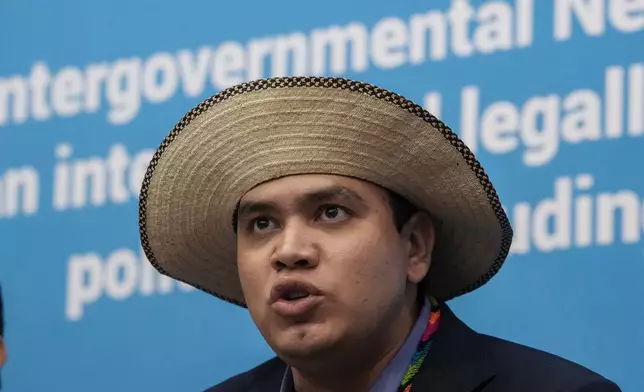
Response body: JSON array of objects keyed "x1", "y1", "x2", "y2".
[{"x1": 235, "y1": 174, "x2": 432, "y2": 361}]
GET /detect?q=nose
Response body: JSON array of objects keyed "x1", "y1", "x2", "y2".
[{"x1": 270, "y1": 221, "x2": 319, "y2": 271}]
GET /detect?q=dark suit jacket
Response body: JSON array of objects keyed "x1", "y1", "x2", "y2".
[{"x1": 205, "y1": 304, "x2": 621, "y2": 391}]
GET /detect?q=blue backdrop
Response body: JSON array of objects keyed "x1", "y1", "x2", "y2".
[{"x1": 1, "y1": 0, "x2": 642, "y2": 390}]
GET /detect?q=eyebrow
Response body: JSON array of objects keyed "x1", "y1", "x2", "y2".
[{"x1": 235, "y1": 186, "x2": 366, "y2": 222}]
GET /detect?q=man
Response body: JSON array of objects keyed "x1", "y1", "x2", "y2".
[
  {"x1": 138, "y1": 77, "x2": 621, "y2": 391},
  {"x1": 0, "y1": 284, "x2": 6, "y2": 389}
]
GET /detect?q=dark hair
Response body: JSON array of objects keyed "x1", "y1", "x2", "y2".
[{"x1": 386, "y1": 188, "x2": 419, "y2": 232}]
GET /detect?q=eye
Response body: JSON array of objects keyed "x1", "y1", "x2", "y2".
[
  {"x1": 318, "y1": 205, "x2": 350, "y2": 221},
  {"x1": 252, "y1": 217, "x2": 275, "y2": 232}
]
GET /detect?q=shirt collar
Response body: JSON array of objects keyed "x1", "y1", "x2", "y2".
[{"x1": 280, "y1": 298, "x2": 431, "y2": 392}]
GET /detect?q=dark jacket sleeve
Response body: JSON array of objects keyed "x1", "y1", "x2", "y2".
[{"x1": 574, "y1": 380, "x2": 622, "y2": 392}]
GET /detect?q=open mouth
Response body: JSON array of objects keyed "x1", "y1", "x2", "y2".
[
  {"x1": 271, "y1": 280, "x2": 321, "y2": 303},
  {"x1": 270, "y1": 280, "x2": 322, "y2": 316},
  {"x1": 282, "y1": 290, "x2": 311, "y2": 301}
]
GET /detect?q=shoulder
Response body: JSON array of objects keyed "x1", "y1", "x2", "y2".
[
  {"x1": 202, "y1": 356, "x2": 287, "y2": 392},
  {"x1": 479, "y1": 334, "x2": 621, "y2": 391}
]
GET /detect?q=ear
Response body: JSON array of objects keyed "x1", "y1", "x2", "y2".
[
  {"x1": 400, "y1": 211, "x2": 435, "y2": 284},
  {"x1": 0, "y1": 336, "x2": 6, "y2": 368}
]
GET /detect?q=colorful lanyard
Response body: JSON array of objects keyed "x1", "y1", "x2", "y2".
[{"x1": 398, "y1": 297, "x2": 441, "y2": 392}]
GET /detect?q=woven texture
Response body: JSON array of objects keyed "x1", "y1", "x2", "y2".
[{"x1": 138, "y1": 76, "x2": 514, "y2": 307}]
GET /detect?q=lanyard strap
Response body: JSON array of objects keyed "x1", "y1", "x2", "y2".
[{"x1": 398, "y1": 297, "x2": 441, "y2": 392}]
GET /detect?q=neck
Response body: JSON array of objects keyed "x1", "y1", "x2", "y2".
[
  {"x1": 291, "y1": 295, "x2": 423, "y2": 392},
  {"x1": 291, "y1": 355, "x2": 392, "y2": 392}
]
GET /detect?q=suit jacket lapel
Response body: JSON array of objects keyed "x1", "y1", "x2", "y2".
[
  {"x1": 246, "y1": 357, "x2": 288, "y2": 392},
  {"x1": 411, "y1": 304, "x2": 495, "y2": 392}
]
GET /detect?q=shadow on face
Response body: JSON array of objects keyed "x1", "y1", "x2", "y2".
[{"x1": 234, "y1": 174, "x2": 435, "y2": 362}]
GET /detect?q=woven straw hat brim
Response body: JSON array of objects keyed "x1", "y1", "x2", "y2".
[{"x1": 139, "y1": 76, "x2": 513, "y2": 307}]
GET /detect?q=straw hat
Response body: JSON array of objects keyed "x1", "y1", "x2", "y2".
[{"x1": 138, "y1": 76, "x2": 513, "y2": 307}]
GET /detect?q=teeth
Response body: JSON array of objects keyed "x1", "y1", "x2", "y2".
[{"x1": 285, "y1": 291, "x2": 309, "y2": 300}]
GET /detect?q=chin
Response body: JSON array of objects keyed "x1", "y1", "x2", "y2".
[{"x1": 271, "y1": 323, "x2": 340, "y2": 359}]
